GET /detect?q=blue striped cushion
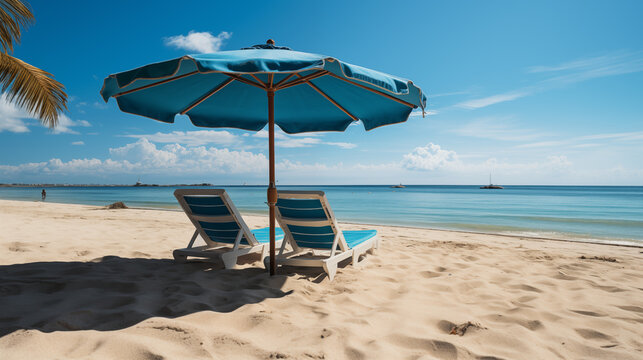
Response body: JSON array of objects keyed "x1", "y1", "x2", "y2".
[
  {"x1": 276, "y1": 198, "x2": 327, "y2": 219},
  {"x1": 198, "y1": 221, "x2": 247, "y2": 244},
  {"x1": 184, "y1": 195, "x2": 231, "y2": 216}
]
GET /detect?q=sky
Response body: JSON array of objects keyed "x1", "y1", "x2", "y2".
[{"x1": 0, "y1": 0, "x2": 641, "y2": 185}]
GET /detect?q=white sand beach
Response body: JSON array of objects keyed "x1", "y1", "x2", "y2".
[{"x1": 0, "y1": 199, "x2": 641, "y2": 359}]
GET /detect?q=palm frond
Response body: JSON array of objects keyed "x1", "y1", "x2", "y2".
[
  {"x1": 0, "y1": 52, "x2": 67, "y2": 127},
  {"x1": 0, "y1": 0, "x2": 34, "y2": 53}
]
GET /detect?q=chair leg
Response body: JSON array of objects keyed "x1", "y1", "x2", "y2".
[
  {"x1": 220, "y1": 253, "x2": 238, "y2": 269},
  {"x1": 322, "y1": 260, "x2": 337, "y2": 281},
  {"x1": 173, "y1": 251, "x2": 188, "y2": 263},
  {"x1": 352, "y1": 251, "x2": 360, "y2": 267},
  {"x1": 260, "y1": 244, "x2": 269, "y2": 262}
]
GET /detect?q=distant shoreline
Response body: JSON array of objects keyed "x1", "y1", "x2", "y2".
[
  {"x1": 0, "y1": 183, "x2": 215, "y2": 188},
  {"x1": 1, "y1": 184, "x2": 642, "y2": 188}
]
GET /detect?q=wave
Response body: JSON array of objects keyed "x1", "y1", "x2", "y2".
[{"x1": 518, "y1": 216, "x2": 643, "y2": 228}]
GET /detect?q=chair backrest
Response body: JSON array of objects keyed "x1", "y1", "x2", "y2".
[
  {"x1": 275, "y1": 191, "x2": 347, "y2": 252},
  {"x1": 174, "y1": 189, "x2": 257, "y2": 247}
]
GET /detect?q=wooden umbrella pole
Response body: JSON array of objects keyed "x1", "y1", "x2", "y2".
[{"x1": 267, "y1": 89, "x2": 277, "y2": 276}]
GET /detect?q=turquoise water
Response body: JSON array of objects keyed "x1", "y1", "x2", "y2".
[{"x1": 1, "y1": 185, "x2": 642, "y2": 246}]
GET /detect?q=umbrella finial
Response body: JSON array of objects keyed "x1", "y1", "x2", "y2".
[{"x1": 266, "y1": 39, "x2": 275, "y2": 45}]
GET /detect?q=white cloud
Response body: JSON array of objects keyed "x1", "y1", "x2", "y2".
[
  {"x1": 93, "y1": 101, "x2": 107, "y2": 109},
  {"x1": 528, "y1": 52, "x2": 643, "y2": 77},
  {"x1": 109, "y1": 138, "x2": 266, "y2": 174},
  {"x1": 125, "y1": 130, "x2": 238, "y2": 146},
  {"x1": 0, "y1": 93, "x2": 32, "y2": 133},
  {"x1": 430, "y1": 91, "x2": 469, "y2": 98},
  {"x1": 71, "y1": 141, "x2": 84, "y2": 145},
  {"x1": 517, "y1": 130, "x2": 643, "y2": 149},
  {"x1": 253, "y1": 129, "x2": 355, "y2": 149},
  {"x1": 0, "y1": 94, "x2": 89, "y2": 134},
  {"x1": 164, "y1": 31, "x2": 231, "y2": 53},
  {"x1": 409, "y1": 109, "x2": 438, "y2": 117},
  {"x1": 456, "y1": 51, "x2": 643, "y2": 110},
  {"x1": 453, "y1": 117, "x2": 548, "y2": 141},
  {"x1": 456, "y1": 91, "x2": 528, "y2": 109},
  {"x1": 252, "y1": 129, "x2": 288, "y2": 140},
  {"x1": 402, "y1": 143, "x2": 460, "y2": 170},
  {"x1": 0, "y1": 139, "x2": 267, "y2": 178},
  {"x1": 277, "y1": 137, "x2": 321, "y2": 148},
  {"x1": 0, "y1": 116, "x2": 30, "y2": 133},
  {"x1": 51, "y1": 115, "x2": 92, "y2": 134},
  {"x1": 400, "y1": 143, "x2": 575, "y2": 179},
  {"x1": 325, "y1": 142, "x2": 357, "y2": 149}
]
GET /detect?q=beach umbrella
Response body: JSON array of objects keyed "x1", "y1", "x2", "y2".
[{"x1": 100, "y1": 40, "x2": 427, "y2": 275}]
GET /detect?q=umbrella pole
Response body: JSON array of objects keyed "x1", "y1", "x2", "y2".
[{"x1": 267, "y1": 89, "x2": 277, "y2": 276}]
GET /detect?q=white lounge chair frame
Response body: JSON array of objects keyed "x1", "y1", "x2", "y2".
[
  {"x1": 271, "y1": 190, "x2": 379, "y2": 281},
  {"x1": 174, "y1": 189, "x2": 282, "y2": 269}
]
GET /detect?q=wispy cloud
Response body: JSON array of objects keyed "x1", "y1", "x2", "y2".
[
  {"x1": 0, "y1": 93, "x2": 31, "y2": 133},
  {"x1": 52, "y1": 116, "x2": 91, "y2": 134},
  {"x1": 456, "y1": 91, "x2": 529, "y2": 109},
  {"x1": 453, "y1": 117, "x2": 549, "y2": 141},
  {"x1": 400, "y1": 143, "x2": 574, "y2": 176},
  {"x1": 409, "y1": 109, "x2": 438, "y2": 117},
  {"x1": 125, "y1": 130, "x2": 237, "y2": 146},
  {"x1": 0, "y1": 94, "x2": 90, "y2": 134},
  {"x1": 164, "y1": 31, "x2": 231, "y2": 53},
  {"x1": 325, "y1": 142, "x2": 357, "y2": 149},
  {"x1": 252, "y1": 129, "x2": 356, "y2": 149},
  {"x1": 429, "y1": 91, "x2": 469, "y2": 98},
  {"x1": 456, "y1": 51, "x2": 643, "y2": 110},
  {"x1": 517, "y1": 130, "x2": 643, "y2": 148},
  {"x1": 71, "y1": 141, "x2": 85, "y2": 146}
]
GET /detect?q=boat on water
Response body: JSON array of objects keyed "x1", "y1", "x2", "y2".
[
  {"x1": 391, "y1": 183, "x2": 405, "y2": 188},
  {"x1": 480, "y1": 184, "x2": 503, "y2": 189},
  {"x1": 480, "y1": 174, "x2": 503, "y2": 189}
]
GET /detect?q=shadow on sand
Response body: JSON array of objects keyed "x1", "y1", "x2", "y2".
[{"x1": 0, "y1": 255, "x2": 291, "y2": 336}]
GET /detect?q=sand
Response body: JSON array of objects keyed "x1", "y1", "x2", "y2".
[{"x1": 0, "y1": 199, "x2": 641, "y2": 359}]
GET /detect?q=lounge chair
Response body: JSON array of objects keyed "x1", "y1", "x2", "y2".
[
  {"x1": 271, "y1": 190, "x2": 379, "y2": 281},
  {"x1": 174, "y1": 189, "x2": 284, "y2": 268}
]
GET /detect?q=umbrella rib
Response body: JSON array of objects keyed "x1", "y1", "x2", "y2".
[
  {"x1": 250, "y1": 74, "x2": 268, "y2": 88},
  {"x1": 296, "y1": 74, "x2": 358, "y2": 121},
  {"x1": 273, "y1": 73, "x2": 295, "y2": 88},
  {"x1": 326, "y1": 72, "x2": 416, "y2": 108},
  {"x1": 114, "y1": 71, "x2": 199, "y2": 98},
  {"x1": 276, "y1": 70, "x2": 328, "y2": 91},
  {"x1": 224, "y1": 73, "x2": 266, "y2": 89},
  {"x1": 179, "y1": 77, "x2": 235, "y2": 115}
]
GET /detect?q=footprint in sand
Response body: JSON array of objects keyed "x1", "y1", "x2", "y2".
[
  {"x1": 575, "y1": 328, "x2": 614, "y2": 341},
  {"x1": 436, "y1": 320, "x2": 456, "y2": 333},
  {"x1": 343, "y1": 347, "x2": 366, "y2": 360},
  {"x1": 512, "y1": 284, "x2": 543, "y2": 293},
  {"x1": 617, "y1": 305, "x2": 643, "y2": 314},
  {"x1": 7, "y1": 242, "x2": 30, "y2": 252},
  {"x1": 571, "y1": 309, "x2": 606, "y2": 317},
  {"x1": 420, "y1": 270, "x2": 441, "y2": 278},
  {"x1": 389, "y1": 334, "x2": 458, "y2": 360},
  {"x1": 517, "y1": 295, "x2": 538, "y2": 303}
]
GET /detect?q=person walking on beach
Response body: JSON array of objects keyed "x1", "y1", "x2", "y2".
[{"x1": 41, "y1": 189, "x2": 46, "y2": 201}]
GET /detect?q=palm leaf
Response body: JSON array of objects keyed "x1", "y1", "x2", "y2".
[
  {"x1": 0, "y1": 52, "x2": 67, "y2": 127},
  {"x1": 0, "y1": 0, "x2": 34, "y2": 53}
]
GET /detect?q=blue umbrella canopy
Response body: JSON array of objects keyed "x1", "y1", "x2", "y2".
[
  {"x1": 100, "y1": 41, "x2": 426, "y2": 276},
  {"x1": 100, "y1": 43, "x2": 426, "y2": 133}
]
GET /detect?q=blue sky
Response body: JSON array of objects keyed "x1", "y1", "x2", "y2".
[{"x1": 0, "y1": 0, "x2": 641, "y2": 185}]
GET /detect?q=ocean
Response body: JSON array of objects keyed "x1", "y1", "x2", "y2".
[{"x1": 1, "y1": 185, "x2": 641, "y2": 246}]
